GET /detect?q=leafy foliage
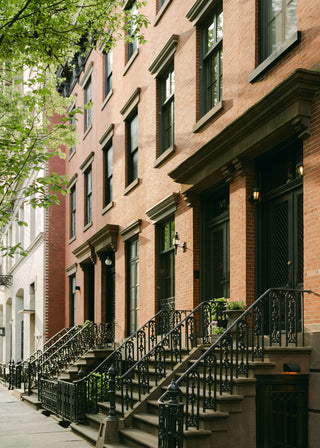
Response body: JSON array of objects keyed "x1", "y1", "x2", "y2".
[{"x1": 0, "y1": 1, "x2": 149, "y2": 255}]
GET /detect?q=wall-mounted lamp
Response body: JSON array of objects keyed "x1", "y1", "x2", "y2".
[
  {"x1": 75, "y1": 286, "x2": 81, "y2": 291},
  {"x1": 296, "y1": 162, "x2": 304, "y2": 177},
  {"x1": 172, "y1": 232, "x2": 186, "y2": 254},
  {"x1": 0, "y1": 327, "x2": 5, "y2": 337},
  {"x1": 248, "y1": 187, "x2": 261, "y2": 203},
  {"x1": 283, "y1": 362, "x2": 301, "y2": 374},
  {"x1": 105, "y1": 256, "x2": 113, "y2": 266}
]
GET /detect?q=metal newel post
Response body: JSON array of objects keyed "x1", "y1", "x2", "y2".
[
  {"x1": 159, "y1": 381, "x2": 183, "y2": 448},
  {"x1": 107, "y1": 364, "x2": 118, "y2": 421}
]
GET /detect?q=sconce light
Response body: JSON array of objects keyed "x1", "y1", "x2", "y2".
[
  {"x1": 75, "y1": 286, "x2": 81, "y2": 291},
  {"x1": 0, "y1": 327, "x2": 5, "y2": 337},
  {"x1": 105, "y1": 256, "x2": 112, "y2": 266},
  {"x1": 172, "y1": 232, "x2": 186, "y2": 254},
  {"x1": 248, "y1": 187, "x2": 261, "y2": 203},
  {"x1": 283, "y1": 362, "x2": 301, "y2": 374},
  {"x1": 296, "y1": 162, "x2": 304, "y2": 177}
]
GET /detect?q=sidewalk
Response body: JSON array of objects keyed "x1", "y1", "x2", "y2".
[{"x1": 0, "y1": 384, "x2": 90, "y2": 447}]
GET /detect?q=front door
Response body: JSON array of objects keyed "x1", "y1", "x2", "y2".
[
  {"x1": 201, "y1": 183, "x2": 230, "y2": 300},
  {"x1": 257, "y1": 140, "x2": 303, "y2": 294},
  {"x1": 259, "y1": 187, "x2": 303, "y2": 292}
]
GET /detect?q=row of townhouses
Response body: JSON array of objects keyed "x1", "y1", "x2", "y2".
[{"x1": 0, "y1": 1, "x2": 320, "y2": 447}]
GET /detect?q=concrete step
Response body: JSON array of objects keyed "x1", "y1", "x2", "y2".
[
  {"x1": 119, "y1": 427, "x2": 158, "y2": 448},
  {"x1": 21, "y1": 393, "x2": 42, "y2": 411},
  {"x1": 70, "y1": 421, "x2": 98, "y2": 446}
]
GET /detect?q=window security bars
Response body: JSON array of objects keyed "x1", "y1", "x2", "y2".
[{"x1": 158, "y1": 288, "x2": 308, "y2": 448}]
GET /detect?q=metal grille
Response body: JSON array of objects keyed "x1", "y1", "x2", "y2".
[
  {"x1": 271, "y1": 201, "x2": 288, "y2": 287},
  {"x1": 297, "y1": 192, "x2": 303, "y2": 285}
]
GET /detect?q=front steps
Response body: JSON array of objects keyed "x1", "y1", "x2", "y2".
[{"x1": 70, "y1": 345, "x2": 311, "y2": 448}]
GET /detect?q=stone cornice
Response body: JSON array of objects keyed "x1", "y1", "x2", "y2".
[
  {"x1": 186, "y1": 0, "x2": 220, "y2": 26},
  {"x1": 120, "y1": 219, "x2": 141, "y2": 242},
  {"x1": 148, "y1": 34, "x2": 179, "y2": 78},
  {"x1": 169, "y1": 69, "x2": 320, "y2": 191},
  {"x1": 72, "y1": 224, "x2": 119, "y2": 263},
  {"x1": 120, "y1": 87, "x2": 141, "y2": 120},
  {"x1": 146, "y1": 193, "x2": 180, "y2": 223}
]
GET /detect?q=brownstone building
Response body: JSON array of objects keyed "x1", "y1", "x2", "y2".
[{"x1": 62, "y1": 0, "x2": 320, "y2": 445}]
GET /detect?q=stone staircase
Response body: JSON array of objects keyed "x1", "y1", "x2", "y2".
[
  {"x1": 20, "y1": 347, "x2": 114, "y2": 411},
  {"x1": 69, "y1": 344, "x2": 311, "y2": 448}
]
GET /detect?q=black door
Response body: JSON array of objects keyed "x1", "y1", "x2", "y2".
[
  {"x1": 256, "y1": 375, "x2": 308, "y2": 448},
  {"x1": 201, "y1": 184, "x2": 230, "y2": 300},
  {"x1": 105, "y1": 252, "x2": 115, "y2": 324},
  {"x1": 259, "y1": 186, "x2": 303, "y2": 293},
  {"x1": 84, "y1": 263, "x2": 95, "y2": 322}
]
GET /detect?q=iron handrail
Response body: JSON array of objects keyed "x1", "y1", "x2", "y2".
[
  {"x1": 158, "y1": 288, "x2": 310, "y2": 448},
  {"x1": 39, "y1": 308, "x2": 190, "y2": 422},
  {"x1": 114, "y1": 299, "x2": 226, "y2": 416},
  {"x1": 7, "y1": 325, "x2": 77, "y2": 391}
]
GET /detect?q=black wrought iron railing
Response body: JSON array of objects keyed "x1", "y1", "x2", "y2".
[
  {"x1": 38, "y1": 322, "x2": 114, "y2": 381},
  {"x1": 158, "y1": 288, "x2": 308, "y2": 448},
  {"x1": 39, "y1": 308, "x2": 190, "y2": 423},
  {"x1": 7, "y1": 325, "x2": 74, "y2": 391},
  {"x1": 0, "y1": 362, "x2": 8, "y2": 383}
]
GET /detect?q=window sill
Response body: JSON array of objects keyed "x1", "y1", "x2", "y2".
[
  {"x1": 83, "y1": 221, "x2": 93, "y2": 232},
  {"x1": 68, "y1": 236, "x2": 76, "y2": 245},
  {"x1": 249, "y1": 31, "x2": 301, "y2": 83},
  {"x1": 193, "y1": 100, "x2": 224, "y2": 133},
  {"x1": 68, "y1": 149, "x2": 76, "y2": 162},
  {"x1": 123, "y1": 48, "x2": 139, "y2": 76},
  {"x1": 101, "y1": 201, "x2": 114, "y2": 215},
  {"x1": 101, "y1": 89, "x2": 113, "y2": 111},
  {"x1": 154, "y1": 145, "x2": 176, "y2": 168},
  {"x1": 124, "y1": 178, "x2": 140, "y2": 195},
  {"x1": 154, "y1": 0, "x2": 173, "y2": 26},
  {"x1": 83, "y1": 124, "x2": 92, "y2": 140}
]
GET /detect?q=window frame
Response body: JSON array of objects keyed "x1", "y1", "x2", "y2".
[
  {"x1": 126, "y1": 3, "x2": 138, "y2": 62},
  {"x1": 126, "y1": 111, "x2": 138, "y2": 186},
  {"x1": 199, "y1": 3, "x2": 223, "y2": 118},
  {"x1": 259, "y1": 0, "x2": 298, "y2": 63},
  {"x1": 84, "y1": 76, "x2": 92, "y2": 131},
  {"x1": 70, "y1": 185, "x2": 76, "y2": 239},
  {"x1": 157, "y1": 216, "x2": 175, "y2": 310},
  {"x1": 159, "y1": 65, "x2": 175, "y2": 155},
  {"x1": 69, "y1": 274, "x2": 76, "y2": 327},
  {"x1": 127, "y1": 237, "x2": 139, "y2": 336},
  {"x1": 103, "y1": 141, "x2": 113, "y2": 207},
  {"x1": 104, "y1": 50, "x2": 113, "y2": 98},
  {"x1": 84, "y1": 165, "x2": 92, "y2": 225}
]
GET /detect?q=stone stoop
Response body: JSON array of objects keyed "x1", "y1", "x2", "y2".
[{"x1": 69, "y1": 345, "x2": 311, "y2": 448}]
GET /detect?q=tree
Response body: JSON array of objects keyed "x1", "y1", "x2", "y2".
[{"x1": 0, "y1": 1, "x2": 148, "y2": 254}]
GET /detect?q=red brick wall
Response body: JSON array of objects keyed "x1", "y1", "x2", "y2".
[{"x1": 63, "y1": 0, "x2": 320, "y2": 335}]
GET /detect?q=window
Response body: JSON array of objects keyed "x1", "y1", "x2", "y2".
[
  {"x1": 85, "y1": 166, "x2": 92, "y2": 225},
  {"x1": 127, "y1": 238, "x2": 139, "y2": 335},
  {"x1": 70, "y1": 185, "x2": 76, "y2": 238},
  {"x1": 158, "y1": 0, "x2": 166, "y2": 9},
  {"x1": 104, "y1": 50, "x2": 113, "y2": 98},
  {"x1": 69, "y1": 274, "x2": 76, "y2": 327},
  {"x1": 127, "y1": 112, "x2": 138, "y2": 185},
  {"x1": 159, "y1": 66, "x2": 174, "y2": 154},
  {"x1": 70, "y1": 109, "x2": 76, "y2": 154},
  {"x1": 158, "y1": 217, "x2": 175, "y2": 312},
  {"x1": 84, "y1": 77, "x2": 92, "y2": 131},
  {"x1": 103, "y1": 142, "x2": 113, "y2": 206},
  {"x1": 259, "y1": 0, "x2": 297, "y2": 62},
  {"x1": 200, "y1": 4, "x2": 223, "y2": 117},
  {"x1": 127, "y1": 3, "x2": 138, "y2": 62}
]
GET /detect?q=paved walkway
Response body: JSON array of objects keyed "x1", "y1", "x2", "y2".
[{"x1": 0, "y1": 384, "x2": 90, "y2": 448}]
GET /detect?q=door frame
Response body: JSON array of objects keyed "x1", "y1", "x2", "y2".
[{"x1": 200, "y1": 182, "x2": 230, "y2": 301}]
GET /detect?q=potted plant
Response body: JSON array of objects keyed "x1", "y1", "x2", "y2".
[
  {"x1": 223, "y1": 299, "x2": 246, "y2": 330},
  {"x1": 208, "y1": 321, "x2": 225, "y2": 342}
]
